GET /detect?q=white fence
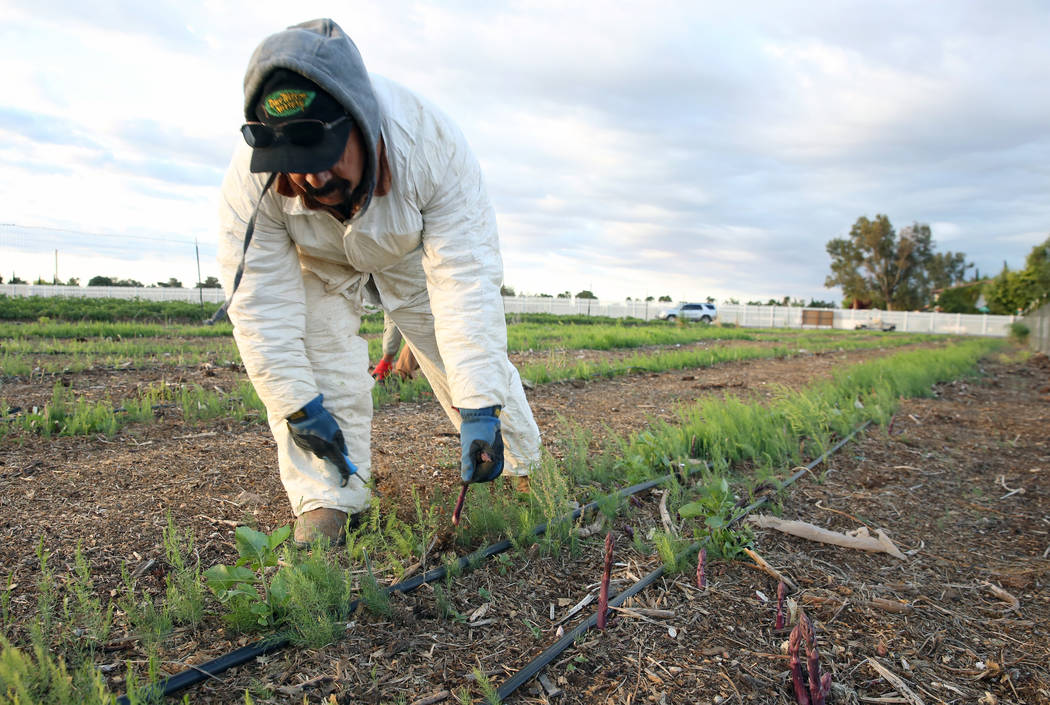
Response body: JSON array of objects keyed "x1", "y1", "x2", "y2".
[
  {"x1": 0, "y1": 285, "x2": 1017, "y2": 337},
  {"x1": 503, "y1": 297, "x2": 1017, "y2": 337},
  {"x1": 716, "y1": 304, "x2": 1016, "y2": 337},
  {"x1": 1026, "y1": 302, "x2": 1050, "y2": 353},
  {"x1": 0, "y1": 284, "x2": 227, "y2": 303}
]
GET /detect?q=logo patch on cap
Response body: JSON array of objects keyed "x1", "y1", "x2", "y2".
[{"x1": 263, "y1": 89, "x2": 316, "y2": 118}]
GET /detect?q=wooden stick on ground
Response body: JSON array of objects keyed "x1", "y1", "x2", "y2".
[
  {"x1": 409, "y1": 691, "x2": 450, "y2": 705},
  {"x1": 742, "y1": 548, "x2": 798, "y2": 591},
  {"x1": 865, "y1": 657, "x2": 925, "y2": 705},
  {"x1": 658, "y1": 491, "x2": 678, "y2": 538}
]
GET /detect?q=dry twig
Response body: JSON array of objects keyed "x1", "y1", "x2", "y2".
[{"x1": 742, "y1": 548, "x2": 798, "y2": 591}]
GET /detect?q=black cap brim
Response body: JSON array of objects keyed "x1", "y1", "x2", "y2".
[{"x1": 248, "y1": 119, "x2": 352, "y2": 174}]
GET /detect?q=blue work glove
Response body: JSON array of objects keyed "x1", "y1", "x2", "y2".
[
  {"x1": 459, "y1": 406, "x2": 504, "y2": 483},
  {"x1": 286, "y1": 395, "x2": 358, "y2": 487}
]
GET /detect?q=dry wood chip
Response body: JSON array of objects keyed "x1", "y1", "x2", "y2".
[
  {"x1": 554, "y1": 592, "x2": 596, "y2": 626},
  {"x1": 538, "y1": 673, "x2": 563, "y2": 697},
  {"x1": 868, "y1": 597, "x2": 914, "y2": 615},
  {"x1": 980, "y1": 582, "x2": 1020, "y2": 611},
  {"x1": 274, "y1": 674, "x2": 333, "y2": 697},
  {"x1": 865, "y1": 657, "x2": 925, "y2": 705},
  {"x1": 468, "y1": 602, "x2": 491, "y2": 622},
  {"x1": 409, "y1": 690, "x2": 450, "y2": 705},
  {"x1": 576, "y1": 516, "x2": 605, "y2": 537}
]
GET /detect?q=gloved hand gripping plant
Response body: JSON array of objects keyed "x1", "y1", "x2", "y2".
[
  {"x1": 452, "y1": 406, "x2": 504, "y2": 525},
  {"x1": 286, "y1": 395, "x2": 360, "y2": 487}
]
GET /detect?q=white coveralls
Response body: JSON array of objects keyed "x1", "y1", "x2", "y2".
[
  {"x1": 217, "y1": 75, "x2": 541, "y2": 516},
  {"x1": 380, "y1": 311, "x2": 403, "y2": 358}
]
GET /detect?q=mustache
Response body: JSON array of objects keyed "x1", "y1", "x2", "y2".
[{"x1": 301, "y1": 177, "x2": 351, "y2": 198}]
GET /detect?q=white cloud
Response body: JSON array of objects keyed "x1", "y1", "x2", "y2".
[{"x1": 1, "y1": 1, "x2": 1048, "y2": 305}]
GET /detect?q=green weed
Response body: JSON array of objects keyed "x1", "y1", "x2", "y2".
[
  {"x1": 162, "y1": 515, "x2": 205, "y2": 626},
  {"x1": 472, "y1": 665, "x2": 502, "y2": 705},
  {"x1": 358, "y1": 552, "x2": 392, "y2": 618}
]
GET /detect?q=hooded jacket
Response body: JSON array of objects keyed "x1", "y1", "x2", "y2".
[{"x1": 217, "y1": 20, "x2": 509, "y2": 421}]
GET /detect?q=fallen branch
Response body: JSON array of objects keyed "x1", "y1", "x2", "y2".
[{"x1": 749, "y1": 515, "x2": 906, "y2": 560}]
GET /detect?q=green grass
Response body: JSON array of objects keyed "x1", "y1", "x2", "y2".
[{"x1": 3, "y1": 326, "x2": 934, "y2": 441}]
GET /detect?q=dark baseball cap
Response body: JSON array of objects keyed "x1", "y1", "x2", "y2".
[{"x1": 245, "y1": 68, "x2": 354, "y2": 174}]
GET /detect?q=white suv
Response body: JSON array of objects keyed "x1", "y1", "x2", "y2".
[{"x1": 657, "y1": 302, "x2": 717, "y2": 323}]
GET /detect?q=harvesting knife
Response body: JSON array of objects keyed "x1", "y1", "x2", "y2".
[{"x1": 451, "y1": 450, "x2": 494, "y2": 526}]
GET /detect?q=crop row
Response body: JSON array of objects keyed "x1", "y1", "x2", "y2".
[
  {"x1": 0, "y1": 336, "x2": 1008, "y2": 704},
  {"x1": 1, "y1": 332, "x2": 934, "y2": 441},
  {"x1": 1, "y1": 318, "x2": 924, "y2": 378}
]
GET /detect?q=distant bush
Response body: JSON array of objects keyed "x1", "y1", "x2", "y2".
[
  {"x1": 0, "y1": 295, "x2": 220, "y2": 323},
  {"x1": 1009, "y1": 321, "x2": 1030, "y2": 344},
  {"x1": 936, "y1": 283, "x2": 983, "y2": 313},
  {"x1": 503, "y1": 312, "x2": 651, "y2": 327}
]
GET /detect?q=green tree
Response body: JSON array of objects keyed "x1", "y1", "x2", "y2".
[
  {"x1": 158, "y1": 277, "x2": 184, "y2": 288},
  {"x1": 645, "y1": 295, "x2": 655, "y2": 302},
  {"x1": 983, "y1": 236, "x2": 1050, "y2": 314},
  {"x1": 196, "y1": 276, "x2": 222, "y2": 289},
  {"x1": 9, "y1": 274, "x2": 26, "y2": 284},
  {"x1": 657, "y1": 295, "x2": 672, "y2": 302},
  {"x1": 575, "y1": 289, "x2": 597, "y2": 299},
  {"x1": 88, "y1": 275, "x2": 114, "y2": 286},
  {"x1": 825, "y1": 215, "x2": 937, "y2": 310},
  {"x1": 926, "y1": 251, "x2": 973, "y2": 291},
  {"x1": 500, "y1": 285, "x2": 516, "y2": 296},
  {"x1": 556, "y1": 291, "x2": 572, "y2": 299}
]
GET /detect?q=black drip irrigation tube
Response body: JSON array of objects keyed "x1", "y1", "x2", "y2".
[
  {"x1": 117, "y1": 421, "x2": 869, "y2": 704},
  {"x1": 494, "y1": 420, "x2": 871, "y2": 702}
]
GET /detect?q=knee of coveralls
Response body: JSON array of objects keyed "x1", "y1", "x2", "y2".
[
  {"x1": 272, "y1": 271, "x2": 375, "y2": 516},
  {"x1": 385, "y1": 304, "x2": 541, "y2": 477}
]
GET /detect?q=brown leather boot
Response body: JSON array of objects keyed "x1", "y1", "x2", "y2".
[{"x1": 294, "y1": 508, "x2": 351, "y2": 547}]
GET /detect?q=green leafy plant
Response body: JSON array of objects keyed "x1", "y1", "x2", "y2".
[{"x1": 204, "y1": 525, "x2": 292, "y2": 628}]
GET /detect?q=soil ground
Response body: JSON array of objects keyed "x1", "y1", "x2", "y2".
[{"x1": 1, "y1": 340, "x2": 1047, "y2": 704}]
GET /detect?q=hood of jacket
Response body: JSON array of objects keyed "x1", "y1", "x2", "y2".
[{"x1": 243, "y1": 18, "x2": 382, "y2": 218}]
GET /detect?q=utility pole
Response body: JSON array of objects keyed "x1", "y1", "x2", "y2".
[{"x1": 195, "y1": 239, "x2": 204, "y2": 311}]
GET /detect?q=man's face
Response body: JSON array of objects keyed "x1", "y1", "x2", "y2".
[{"x1": 285, "y1": 125, "x2": 367, "y2": 208}]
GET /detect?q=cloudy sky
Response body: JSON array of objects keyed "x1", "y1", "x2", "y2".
[{"x1": 2, "y1": 1, "x2": 1047, "y2": 304}]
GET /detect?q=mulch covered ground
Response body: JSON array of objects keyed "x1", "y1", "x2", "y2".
[{"x1": 0, "y1": 343, "x2": 1047, "y2": 704}]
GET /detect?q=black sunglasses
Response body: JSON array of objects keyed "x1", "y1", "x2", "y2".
[{"x1": 240, "y1": 114, "x2": 351, "y2": 148}]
